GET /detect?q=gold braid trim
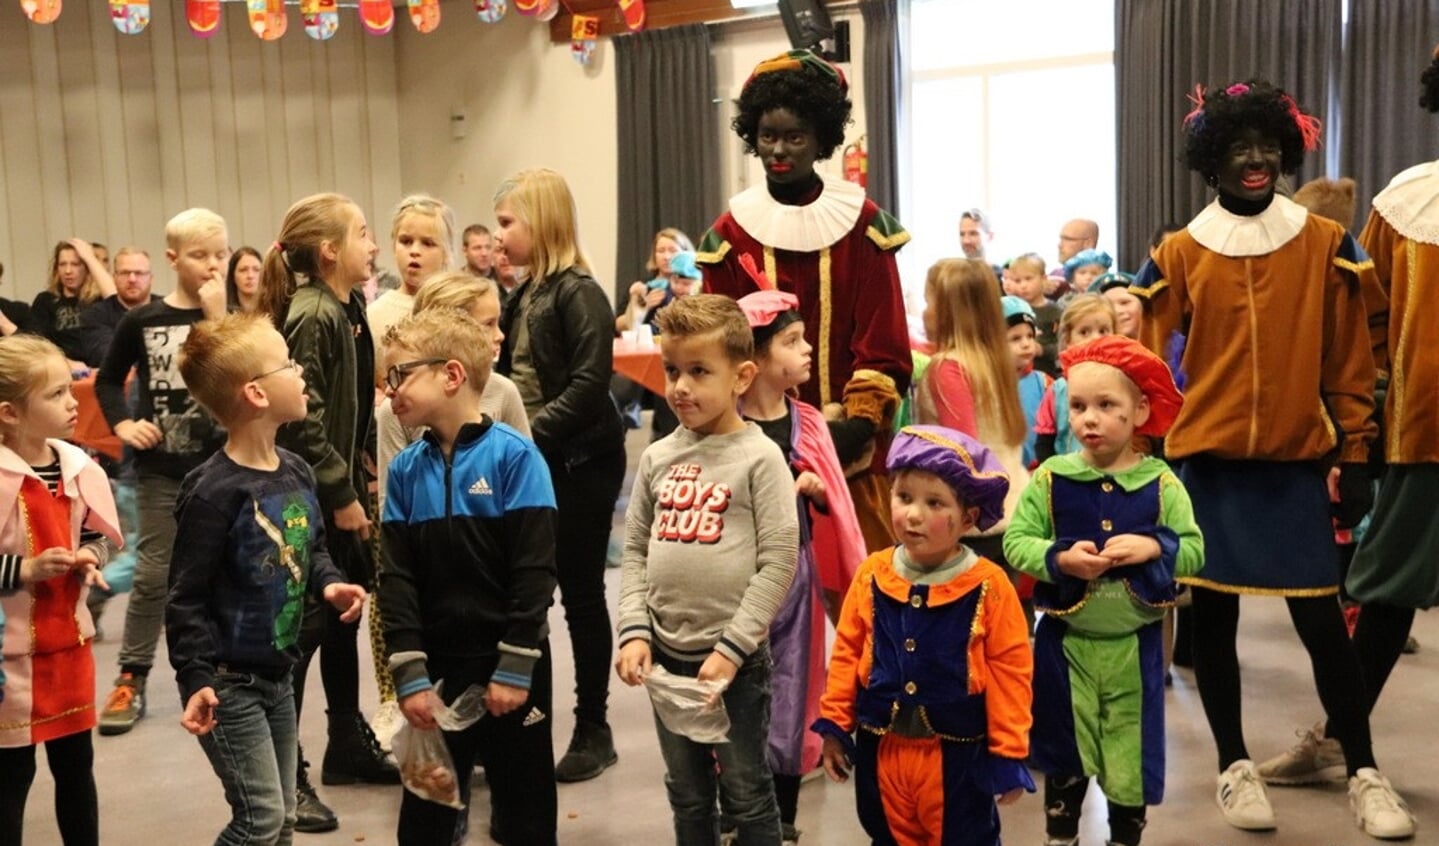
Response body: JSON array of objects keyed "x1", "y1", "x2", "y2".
[
  {"x1": 819, "y1": 247, "x2": 833, "y2": 406},
  {"x1": 1129, "y1": 279, "x2": 1167, "y2": 300},
  {"x1": 695, "y1": 241, "x2": 731, "y2": 265},
  {"x1": 1178, "y1": 576, "x2": 1338, "y2": 597},
  {"x1": 0, "y1": 702, "x2": 93, "y2": 732},
  {"x1": 865, "y1": 225, "x2": 912, "y2": 251},
  {"x1": 1333, "y1": 256, "x2": 1375, "y2": 274}
]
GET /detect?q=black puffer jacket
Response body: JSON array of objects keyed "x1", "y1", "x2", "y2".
[{"x1": 498, "y1": 266, "x2": 624, "y2": 468}]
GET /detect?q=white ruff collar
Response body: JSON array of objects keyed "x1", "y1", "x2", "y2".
[
  {"x1": 1187, "y1": 194, "x2": 1308, "y2": 257},
  {"x1": 728, "y1": 178, "x2": 866, "y2": 252},
  {"x1": 1371, "y1": 160, "x2": 1439, "y2": 246}
]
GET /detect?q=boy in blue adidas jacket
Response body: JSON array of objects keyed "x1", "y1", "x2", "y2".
[{"x1": 378, "y1": 309, "x2": 559, "y2": 846}]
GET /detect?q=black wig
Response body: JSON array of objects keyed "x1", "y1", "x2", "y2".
[
  {"x1": 1182, "y1": 79, "x2": 1320, "y2": 178},
  {"x1": 732, "y1": 67, "x2": 852, "y2": 161}
]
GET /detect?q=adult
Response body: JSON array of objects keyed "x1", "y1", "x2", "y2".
[
  {"x1": 613, "y1": 227, "x2": 698, "y2": 439},
  {"x1": 462, "y1": 223, "x2": 497, "y2": 280},
  {"x1": 0, "y1": 260, "x2": 37, "y2": 338},
  {"x1": 959, "y1": 207, "x2": 992, "y2": 259},
  {"x1": 697, "y1": 49, "x2": 912, "y2": 552},
  {"x1": 33, "y1": 239, "x2": 115, "y2": 370},
  {"x1": 225, "y1": 246, "x2": 264, "y2": 313},
  {"x1": 1132, "y1": 79, "x2": 1410, "y2": 838},
  {"x1": 1262, "y1": 52, "x2": 1439, "y2": 833},
  {"x1": 1049, "y1": 218, "x2": 1100, "y2": 296},
  {"x1": 79, "y1": 247, "x2": 161, "y2": 367}
]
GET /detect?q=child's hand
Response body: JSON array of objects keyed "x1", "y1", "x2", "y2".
[
  {"x1": 198, "y1": 276, "x2": 227, "y2": 320},
  {"x1": 1056, "y1": 541, "x2": 1111, "y2": 580},
  {"x1": 80, "y1": 561, "x2": 110, "y2": 593},
  {"x1": 181, "y1": 686, "x2": 220, "y2": 736},
  {"x1": 697, "y1": 652, "x2": 738, "y2": 707},
  {"x1": 643, "y1": 288, "x2": 667, "y2": 309},
  {"x1": 996, "y1": 787, "x2": 1024, "y2": 806},
  {"x1": 628, "y1": 281, "x2": 648, "y2": 303},
  {"x1": 114, "y1": 418, "x2": 164, "y2": 450},
  {"x1": 485, "y1": 681, "x2": 527, "y2": 717},
  {"x1": 615, "y1": 640, "x2": 652, "y2": 687},
  {"x1": 400, "y1": 689, "x2": 440, "y2": 730},
  {"x1": 795, "y1": 471, "x2": 828, "y2": 508},
  {"x1": 820, "y1": 735, "x2": 851, "y2": 782},
  {"x1": 1101, "y1": 534, "x2": 1162, "y2": 566},
  {"x1": 333, "y1": 501, "x2": 372, "y2": 540},
  {"x1": 20, "y1": 548, "x2": 75, "y2": 583},
  {"x1": 323, "y1": 583, "x2": 367, "y2": 622}
]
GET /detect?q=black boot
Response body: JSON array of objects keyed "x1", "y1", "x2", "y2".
[
  {"x1": 321, "y1": 710, "x2": 401, "y2": 785},
  {"x1": 295, "y1": 743, "x2": 339, "y2": 833},
  {"x1": 554, "y1": 720, "x2": 617, "y2": 783}
]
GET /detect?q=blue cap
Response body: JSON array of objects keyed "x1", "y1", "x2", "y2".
[
  {"x1": 1095, "y1": 271, "x2": 1136, "y2": 294},
  {"x1": 1001, "y1": 295, "x2": 1036, "y2": 328},
  {"x1": 668, "y1": 250, "x2": 702, "y2": 281},
  {"x1": 1063, "y1": 249, "x2": 1113, "y2": 282}
]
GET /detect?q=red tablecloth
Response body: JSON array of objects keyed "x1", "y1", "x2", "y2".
[
  {"x1": 613, "y1": 339, "x2": 665, "y2": 396},
  {"x1": 72, "y1": 376, "x2": 122, "y2": 461}
]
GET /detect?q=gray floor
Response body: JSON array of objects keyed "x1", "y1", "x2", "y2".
[{"x1": 22, "y1": 426, "x2": 1439, "y2": 844}]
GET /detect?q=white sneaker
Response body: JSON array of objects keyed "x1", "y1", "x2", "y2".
[
  {"x1": 370, "y1": 700, "x2": 404, "y2": 753},
  {"x1": 1349, "y1": 768, "x2": 1416, "y2": 839},
  {"x1": 1257, "y1": 721, "x2": 1346, "y2": 784},
  {"x1": 1216, "y1": 759, "x2": 1277, "y2": 830}
]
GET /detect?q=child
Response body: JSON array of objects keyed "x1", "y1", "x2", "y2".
[
  {"x1": 1056, "y1": 249, "x2": 1113, "y2": 309},
  {"x1": 1097, "y1": 272, "x2": 1142, "y2": 340},
  {"x1": 1003, "y1": 295, "x2": 1051, "y2": 469},
  {"x1": 494, "y1": 168, "x2": 627, "y2": 781},
  {"x1": 379, "y1": 308, "x2": 559, "y2": 845},
  {"x1": 615, "y1": 227, "x2": 699, "y2": 334},
  {"x1": 737, "y1": 289, "x2": 867, "y2": 843},
  {"x1": 258, "y1": 193, "x2": 396, "y2": 831},
  {"x1": 367, "y1": 194, "x2": 457, "y2": 354},
  {"x1": 915, "y1": 259, "x2": 1029, "y2": 569},
  {"x1": 167, "y1": 313, "x2": 367, "y2": 844},
  {"x1": 95, "y1": 208, "x2": 229, "y2": 737},
  {"x1": 1004, "y1": 335, "x2": 1201, "y2": 846},
  {"x1": 1004, "y1": 252, "x2": 1062, "y2": 377},
  {"x1": 1033, "y1": 294, "x2": 1117, "y2": 461},
  {"x1": 812, "y1": 425, "x2": 1034, "y2": 846},
  {"x1": 0, "y1": 335, "x2": 122, "y2": 846},
  {"x1": 616, "y1": 294, "x2": 799, "y2": 845}
]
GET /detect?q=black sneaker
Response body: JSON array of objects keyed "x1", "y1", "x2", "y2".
[
  {"x1": 554, "y1": 720, "x2": 617, "y2": 783},
  {"x1": 295, "y1": 744, "x2": 339, "y2": 833}
]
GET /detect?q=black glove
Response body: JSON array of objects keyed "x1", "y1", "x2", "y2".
[
  {"x1": 1332, "y1": 462, "x2": 1374, "y2": 530},
  {"x1": 827, "y1": 417, "x2": 876, "y2": 467}
]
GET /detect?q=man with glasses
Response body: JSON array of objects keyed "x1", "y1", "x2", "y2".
[
  {"x1": 80, "y1": 247, "x2": 161, "y2": 368},
  {"x1": 1051, "y1": 218, "x2": 1100, "y2": 295}
]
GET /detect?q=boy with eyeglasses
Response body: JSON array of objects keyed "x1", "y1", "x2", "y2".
[
  {"x1": 378, "y1": 308, "x2": 560, "y2": 845},
  {"x1": 168, "y1": 311, "x2": 367, "y2": 843}
]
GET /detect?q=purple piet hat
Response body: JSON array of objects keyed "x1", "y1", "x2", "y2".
[{"x1": 887, "y1": 426, "x2": 1010, "y2": 531}]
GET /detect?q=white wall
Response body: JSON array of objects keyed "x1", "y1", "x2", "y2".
[
  {"x1": 0, "y1": 2, "x2": 401, "y2": 299},
  {"x1": 392, "y1": 11, "x2": 619, "y2": 294}
]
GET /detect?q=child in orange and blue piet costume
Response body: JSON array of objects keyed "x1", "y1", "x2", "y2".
[{"x1": 812, "y1": 426, "x2": 1034, "y2": 846}]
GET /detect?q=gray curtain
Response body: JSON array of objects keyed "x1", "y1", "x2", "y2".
[
  {"x1": 1115, "y1": 0, "x2": 1339, "y2": 270},
  {"x1": 614, "y1": 24, "x2": 722, "y2": 301},
  {"x1": 860, "y1": 0, "x2": 906, "y2": 213},
  {"x1": 1339, "y1": 2, "x2": 1439, "y2": 230}
]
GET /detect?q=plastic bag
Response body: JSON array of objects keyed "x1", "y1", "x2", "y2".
[
  {"x1": 392, "y1": 681, "x2": 488, "y2": 808},
  {"x1": 643, "y1": 665, "x2": 731, "y2": 744}
]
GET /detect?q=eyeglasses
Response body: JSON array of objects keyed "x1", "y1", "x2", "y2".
[
  {"x1": 116, "y1": 270, "x2": 152, "y2": 278},
  {"x1": 252, "y1": 360, "x2": 299, "y2": 382},
  {"x1": 385, "y1": 358, "x2": 447, "y2": 392}
]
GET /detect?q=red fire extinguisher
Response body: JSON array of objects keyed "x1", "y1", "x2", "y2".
[{"x1": 842, "y1": 136, "x2": 868, "y2": 188}]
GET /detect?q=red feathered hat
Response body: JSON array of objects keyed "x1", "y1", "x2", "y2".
[{"x1": 1059, "y1": 336, "x2": 1184, "y2": 437}]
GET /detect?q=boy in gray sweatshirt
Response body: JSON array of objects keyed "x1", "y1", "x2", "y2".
[{"x1": 616, "y1": 294, "x2": 799, "y2": 845}]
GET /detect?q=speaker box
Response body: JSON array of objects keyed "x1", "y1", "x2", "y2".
[{"x1": 778, "y1": 0, "x2": 834, "y2": 52}]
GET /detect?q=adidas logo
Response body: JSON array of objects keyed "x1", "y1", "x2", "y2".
[
  {"x1": 522, "y1": 707, "x2": 547, "y2": 727},
  {"x1": 468, "y1": 477, "x2": 493, "y2": 496}
]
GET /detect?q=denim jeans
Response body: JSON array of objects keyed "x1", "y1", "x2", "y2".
[
  {"x1": 653, "y1": 648, "x2": 781, "y2": 846},
  {"x1": 117, "y1": 473, "x2": 181, "y2": 673},
  {"x1": 196, "y1": 669, "x2": 298, "y2": 846}
]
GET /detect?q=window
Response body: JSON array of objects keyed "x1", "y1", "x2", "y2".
[{"x1": 902, "y1": 0, "x2": 1116, "y2": 297}]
